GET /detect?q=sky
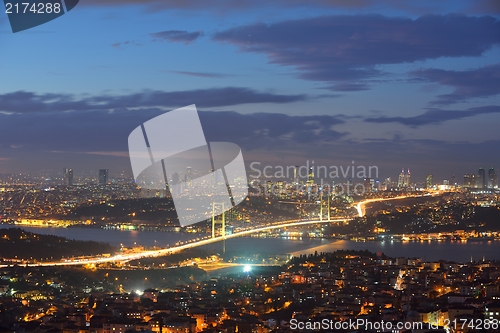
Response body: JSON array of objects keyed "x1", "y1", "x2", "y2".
[{"x1": 0, "y1": 0, "x2": 500, "y2": 183}]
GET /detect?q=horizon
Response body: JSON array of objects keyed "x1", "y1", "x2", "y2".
[{"x1": 1, "y1": 1, "x2": 500, "y2": 186}]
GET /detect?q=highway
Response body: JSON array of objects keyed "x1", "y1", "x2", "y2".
[
  {"x1": 355, "y1": 192, "x2": 435, "y2": 217},
  {"x1": 1, "y1": 193, "x2": 435, "y2": 267}
]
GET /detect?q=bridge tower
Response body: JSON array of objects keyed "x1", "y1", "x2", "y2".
[
  {"x1": 319, "y1": 192, "x2": 332, "y2": 222},
  {"x1": 211, "y1": 202, "x2": 226, "y2": 253}
]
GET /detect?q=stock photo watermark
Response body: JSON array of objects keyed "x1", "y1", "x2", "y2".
[
  {"x1": 128, "y1": 105, "x2": 248, "y2": 227},
  {"x1": 288, "y1": 318, "x2": 444, "y2": 331},
  {"x1": 249, "y1": 160, "x2": 379, "y2": 197}
]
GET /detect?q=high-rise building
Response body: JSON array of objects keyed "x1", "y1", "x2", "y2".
[
  {"x1": 266, "y1": 180, "x2": 273, "y2": 195},
  {"x1": 385, "y1": 177, "x2": 391, "y2": 191},
  {"x1": 405, "y1": 169, "x2": 411, "y2": 188},
  {"x1": 426, "y1": 174, "x2": 433, "y2": 189},
  {"x1": 463, "y1": 174, "x2": 475, "y2": 187},
  {"x1": 477, "y1": 167, "x2": 486, "y2": 188},
  {"x1": 488, "y1": 167, "x2": 497, "y2": 189},
  {"x1": 186, "y1": 167, "x2": 192, "y2": 188},
  {"x1": 364, "y1": 178, "x2": 372, "y2": 193},
  {"x1": 307, "y1": 167, "x2": 314, "y2": 184},
  {"x1": 293, "y1": 165, "x2": 299, "y2": 185},
  {"x1": 398, "y1": 169, "x2": 405, "y2": 188},
  {"x1": 450, "y1": 174, "x2": 457, "y2": 187},
  {"x1": 397, "y1": 169, "x2": 411, "y2": 189},
  {"x1": 98, "y1": 169, "x2": 109, "y2": 185},
  {"x1": 215, "y1": 169, "x2": 223, "y2": 184},
  {"x1": 63, "y1": 168, "x2": 73, "y2": 186}
]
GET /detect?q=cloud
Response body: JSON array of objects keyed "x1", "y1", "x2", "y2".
[
  {"x1": 0, "y1": 108, "x2": 346, "y2": 157},
  {"x1": 411, "y1": 64, "x2": 500, "y2": 105},
  {"x1": 0, "y1": 88, "x2": 308, "y2": 113},
  {"x1": 170, "y1": 71, "x2": 235, "y2": 78},
  {"x1": 52, "y1": 150, "x2": 131, "y2": 158},
  {"x1": 365, "y1": 105, "x2": 500, "y2": 127},
  {"x1": 213, "y1": 14, "x2": 500, "y2": 91},
  {"x1": 111, "y1": 40, "x2": 143, "y2": 48},
  {"x1": 200, "y1": 111, "x2": 347, "y2": 150},
  {"x1": 150, "y1": 30, "x2": 203, "y2": 44}
]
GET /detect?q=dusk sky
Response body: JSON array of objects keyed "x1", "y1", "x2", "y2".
[{"x1": 1, "y1": 0, "x2": 500, "y2": 183}]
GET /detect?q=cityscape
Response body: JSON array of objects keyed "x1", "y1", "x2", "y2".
[
  {"x1": 1, "y1": 164, "x2": 500, "y2": 331},
  {"x1": 2, "y1": 0, "x2": 500, "y2": 332}
]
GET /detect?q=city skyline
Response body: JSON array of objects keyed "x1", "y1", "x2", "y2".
[{"x1": 9, "y1": 163, "x2": 497, "y2": 189}]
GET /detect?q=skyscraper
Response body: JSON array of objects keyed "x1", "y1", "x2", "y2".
[
  {"x1": 307, "y1": 167, "x2": 314, "y2": 184},
  {"x1": 63, "y1": 168, "x2": 73, "y2": 186},
  {"x1": 293, "y1": 165, "x2": 299, "y2": 185},
  {"x1": 384, "y1": 177, "x2": 391, "y2": 191},
  {"x1": 426, "y1": 174, "x2": 433, "y2": 189},
  {"x1": 478, "y1": 167, "x2": 486, "y2": 188},
  {"x1": 98, "y1": 169, "x2": 109, "y2": 185},
  {"x1": 405, "y1": 169, "x2": 411, "y2": 188},
  {"x1": 488, "y1": 167, "x2": 497, "y2": 189},
  {"x1": 186, "y1": 166, "x2": 192, "y2": 188},
  {"x1": 398, "y1": 169, "x2": 405, "y2": 188}
]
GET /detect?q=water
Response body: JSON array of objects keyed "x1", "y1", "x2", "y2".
[
  {"x1": 0, "y1": 225, "x2": 200, "y2": 248},
  {"x1": 1, "y1": 225, "x2": 498, "y2": 262},
  {"x1": 205, "y1": 237, "x2": 500, "y2": 262}
]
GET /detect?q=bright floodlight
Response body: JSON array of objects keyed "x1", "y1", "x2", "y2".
[
  {"x1": 243, "y1": 265, "x2": 251, "y2": 273},
  {"x1": 136, "y1": 290, "x2": 143, "y2": 295}
]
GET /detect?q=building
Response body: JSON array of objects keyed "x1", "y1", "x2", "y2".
[
  {"x1": 364, "y1": 178, "x2": 372, "y2": 193},
  {"x1": 477, "y1": 167, "x2": 486, "y2": 188},
  {"x1": 463, "y1": 174, "x2": 475, "y2": 188},
  {"x1": 307, "y1": 167, "x2": 314, "y2": 184},
  {"x1": 63, "y1": 168, "x2": 73, "y2": 186},
  {"x1": 293, "y1": 165, "x2": 299, "y2": 185},
  {"x1": 384, "y1": 177, "x2": 391, "y2": 191},
  {"x1": 99, "y1": 169, "x2": 109, "y2": 185},
  {"x1": 266, "y1": 180, "x2": 273, "y2": 195},
  {"x1": 426, "y1": 174, "x2": 433, "y2": 189},
  {"x1": 186, "y1": 166, "x2": 192, "y2": 187},
  {"x1": 488, "y1": 167, "x2": 497, "y2": 189},
  {"x1": 398, "y1": 169, "x2": 405, "y2": 188},
  {"x1": 398, "y1": 169, "x2": 410, "y2": 189},
  {"x1": 485, "y1": 301, "x2": 500, "y2": 320},
  {"x1": 405, "y1": 169, "x2": 411, "y2": 188}
]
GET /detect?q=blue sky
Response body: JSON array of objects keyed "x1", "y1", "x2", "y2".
[{"x1": 1, "y1": 0, "x2": 500, "y2": 182}]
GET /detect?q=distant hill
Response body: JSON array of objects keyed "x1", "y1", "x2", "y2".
[{"x1": 0, "y1": 228, "x2": 116, "y2": 261}]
